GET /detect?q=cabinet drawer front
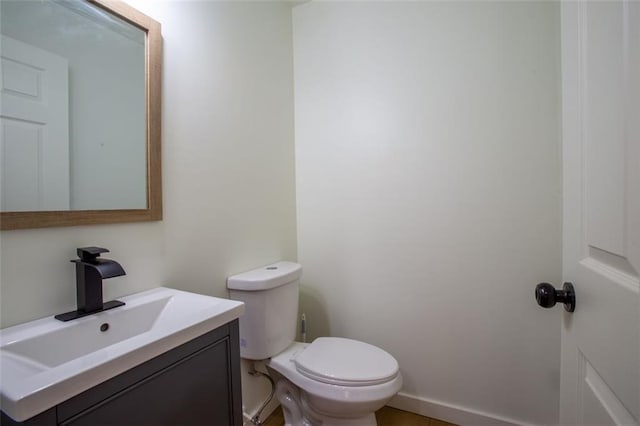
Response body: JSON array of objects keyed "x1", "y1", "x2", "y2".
[{"x1": 61, "y1": 338, "x2": 233, "y2": 426}]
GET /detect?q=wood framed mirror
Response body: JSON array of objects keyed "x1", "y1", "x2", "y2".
[{"x1": 0, "y1": 0, "x2": 161, "y2": 230}]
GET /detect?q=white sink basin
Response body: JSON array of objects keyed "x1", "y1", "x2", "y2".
[{"x1": 0, "y1": 287, "x2": 244, "y2": 422}]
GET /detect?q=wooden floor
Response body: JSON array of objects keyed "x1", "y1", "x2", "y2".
[{"x1": 262, "y1": 406, "x2": 458, "y2": 426}]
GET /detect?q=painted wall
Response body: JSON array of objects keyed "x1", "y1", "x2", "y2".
[
  {"x1": 0, "y1": 0, "x2": 296, "y2": 419},
  {"x1": 293, "y1": 2, "x2": 562, "y2": 425}
]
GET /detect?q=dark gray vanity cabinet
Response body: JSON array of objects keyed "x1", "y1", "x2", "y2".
[{"x1": 1, "y1": 320, "x2": 243, "y2": 426}]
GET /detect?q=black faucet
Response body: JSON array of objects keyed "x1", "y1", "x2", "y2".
[{"x1": 55, "y1": 247, "x2": 126, "y2": 322}]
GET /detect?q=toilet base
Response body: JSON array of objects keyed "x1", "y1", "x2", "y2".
[
  {"x1": 276, "y1": 378, "x2": 378, "y2": 426},
  {"x1": 289, "y1": 413, "x2": 377, "y2": 426},
  {"x1": 283, "y1": 414, "x2": 376, "y2": 426}
]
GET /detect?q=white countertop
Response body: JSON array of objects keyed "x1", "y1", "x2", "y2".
[{"x1": 0, "y1": 287, "x2": 244, "y2": 422}]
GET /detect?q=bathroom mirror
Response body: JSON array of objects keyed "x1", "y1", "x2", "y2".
[{"x1": 0, "y1": 0, "x2": 161, "y2": 230}]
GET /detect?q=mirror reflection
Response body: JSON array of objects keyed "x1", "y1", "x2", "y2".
[{"x1": 1, "y1": 0, "x2": 147, "y2": 212}]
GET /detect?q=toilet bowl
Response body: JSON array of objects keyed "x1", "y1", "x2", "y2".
[
  {"x1": 268, "y1": 340, "x2": 402, "y2": 426},
  {"x1": 227, "y1": 262, "x2": 402, "y2": 426}
]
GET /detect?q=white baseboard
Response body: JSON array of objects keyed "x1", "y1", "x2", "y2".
[
  {"x1": 245, "y1": 391, "x2": 536, "y2": 426},
  {"x1": 388, "y1": 392, "x2": 536, "y2": 426}
]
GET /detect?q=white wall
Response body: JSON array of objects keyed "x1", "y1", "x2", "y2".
[
  {"x1": 0, "y1": 0, "x2": 296, "y2": 419},
  {"x1": 126, "y1": 0, "x2": 297, "y2": 298},
  {"x1": 293, "y1": 2, "x2": 562, "y2": 425}
]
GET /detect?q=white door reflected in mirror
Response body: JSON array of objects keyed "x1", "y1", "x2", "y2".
[{"x1": 1, "y1": 36, "x2": 70, "y2": 212}]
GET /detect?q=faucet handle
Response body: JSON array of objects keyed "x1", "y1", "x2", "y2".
[{"x1": 77, "y1": 246, "x2": 110, "y2": 261}]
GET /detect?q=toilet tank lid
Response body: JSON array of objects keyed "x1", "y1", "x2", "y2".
[{"x1": 227, "y1": 261, "x2": 302, "y2": 291}]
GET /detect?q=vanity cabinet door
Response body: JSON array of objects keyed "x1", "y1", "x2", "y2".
[{"x1": 60, "y1": 337, "x2": 234, "y2": 426}]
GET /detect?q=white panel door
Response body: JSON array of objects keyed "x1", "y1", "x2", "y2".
[
  {"x1": 0, "y1": 35, "x2": 69, "y2": 211},
  {"x1": 560, "y1": 1, "x2": 639, "y2": 425}
]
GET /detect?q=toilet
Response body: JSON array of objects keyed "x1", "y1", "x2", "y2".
[{"x1": 227, "y1": 261, "x2": 402, "y2": 426}]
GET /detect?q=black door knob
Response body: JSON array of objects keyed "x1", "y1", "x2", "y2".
[{"x1": 535, "y1": 282, "x2": 575, "y2": 312}]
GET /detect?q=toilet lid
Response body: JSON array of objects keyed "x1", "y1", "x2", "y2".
[{"x1": 293, "y1": 337, "x2": 399, "y2": 386}]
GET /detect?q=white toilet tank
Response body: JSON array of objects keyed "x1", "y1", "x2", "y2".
[{"x1": 227, "y1": 261, "x2": 302, "y2": 360}]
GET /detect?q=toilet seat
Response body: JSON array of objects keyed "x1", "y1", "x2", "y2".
[
  {"x1": 293, "y1": 337, "x2": 399, "y2": 387},
  {"x1": 267, "y1": 341, "x2": 403, "y2": 421}
]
